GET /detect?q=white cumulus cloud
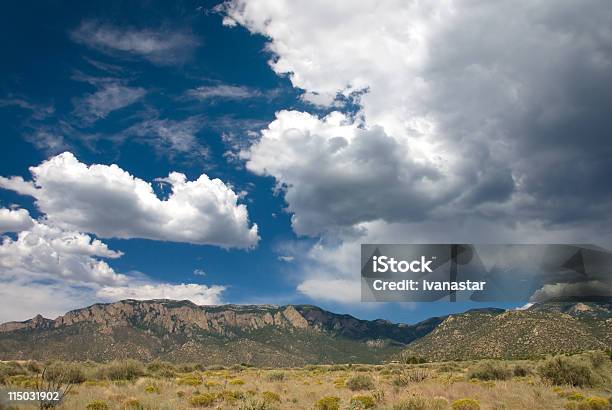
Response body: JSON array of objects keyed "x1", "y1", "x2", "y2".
[
  {"x1": 0, "y1": 152, "x2": 259, "y2": 248},
  {"x1": 0, "y1": 208, "x2": 34, "y2": 233}
]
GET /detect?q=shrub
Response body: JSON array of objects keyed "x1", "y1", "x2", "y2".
[
  {"x1": 566, "y1": 393, "x2": 586, "y2": 401},
  {"x1": 351, "y1": 395, "x2": 375, "y2": 408},
  {"x1": 400, "y1": 355, "x2": 427, "y2": 364},
  {"x1": 44, "y1": 362, "x2": 86, "y2": 384},
  {"x1": 262, "y1": 391, "x2": 281, "y2": 403},
  {"x1": 467, "y1": 361, "x2": 512, "y2": 381},
  {"x1": 98, "y1": 360, "x2": 144, "y2": 381},
  {"x1": 538, "y1": 355, "x2": 598, "y2": 387},
  {"x1": 218, "y1": 390, "x2": 244, "y2": 403},
  {"x1": 177, "y1": 375, "x2": 202, "y2": 386},
  {"x1": 239, "y1": 398, "x2": 269, "y2": 410},
  {"x1": 177, "y1": 364, "x2": 197, "y2": 373},
  {"x1": 190, "y1": 393, "x2": 217, "y2": 407},
  {"x1": 205, "y1": 379, "x2": 220, "y2": 387},
  {"x1": 266, "y1": 371, "x2": 285, "y2": 382},
  {"x1": 392, "y1": 395, "x2": 427, "y2": 410},
  {"x1": 144, "y1": 385, "x2": 161, "y2": 394},
  {"x1": 393, "y1": 369, "x2": 430, "y2": 386},
  {"x1": 6, "y1": 375, "x2": 37, "y2": 388},
  {"x1": 430, "y1": 397, "x2": 450, "y2": 410},
  {"x1": 86, "y1": 400, "x2": 110, "y2": 410},
  {"x1": 585, "y1": 351, "x2": 609, "y2": 369},
  {"x1": 147, "y1": 361, "x2": 176, "y2": 377},
  {"x1": 451, "y1": 398, "x2": 481, "y2": 410},
  {"x1": 513, "y1": 363, "x2": 532, "y2": 377},
  {"x1": 346, "y1": 374, "x2": 375, "y2": 391},
  {"x1": 315, "y1": 396, "x2": 341, "y2": 410},
  {"x1": 581, "y1": 397, "x2": 609, "y2": 410},
  {"x1": 123, "y1": 398, "x2": 143, "y2": 409}
]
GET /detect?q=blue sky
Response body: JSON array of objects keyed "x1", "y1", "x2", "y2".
[{"x1": 1, "y1": 0, "x2": 610, "y2": 324}]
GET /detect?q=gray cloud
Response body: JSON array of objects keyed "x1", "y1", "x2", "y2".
[{"x1": 224, "y1": 0, "x2": 612, "y2": 302}]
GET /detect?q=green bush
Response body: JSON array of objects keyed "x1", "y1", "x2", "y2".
[
  {"x1": 98, "y1": 360, "x2": 144, "y2": 381},
  {"x1": 218, "y1": 390, "x2": 244, "y2": 403},
  {"x1": 0, "y1": 362, "x2": 26, "y2": 384},
  {"x1": 45, "y1": 362, "x2": 86, "y2": 384},
  {"x1": 513, "y1": 363, "x2": 532, "y2": 377},
  {"x1": 467, "y1": 361, "x2": 512, "y2": 381},
  {"x1": 538, "y1": 355, "x2": 598, "y2": 387},
  {"x1": 190, "y1": 393, "x2": 217, "y2": 407},
  {"x1": 451, "y1": 398, "x2": 481, "y2": 410},
  {"x1": 86, "y1": 400, "x2": 110, "y2": 410},
  {"x1": 346, "y1": 374, "x2": 375, "y2": 391},
  {"x1": 177, "y1": 375, "x2": 202, "y2": 386},
  {"x1": 262, "y1": 391, "x2": 281, "y2": 403},
  {"x1": 147, "y1": 361, "x2": 176, "y2": 377},
  {"x1": 351, "y1": 395, "x2": 375, "y2": 408},
  {"x1": 400, "y1": 355, "x2": 427, "y2": 364},
  {"x1": 565, "y1": 396, "x2": 610, "y2": 410},
  {"x1": 123, "y1": 398, "x2": 144, "y2": 409},
  {"x1": 315, "y1": 396, "x2": 341, "y2": 410}
]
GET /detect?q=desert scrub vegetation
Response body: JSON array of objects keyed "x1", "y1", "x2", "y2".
[
  {"x1": 346, "y1": 374, "x2": 375, "y2": 390},
  {"x1": 538, "y1": 351, "x2": 610, "y2": 387},
  {"x1": 467, "y1": 360, "x2": 512, "y2": 380},
  {"x1": 451, "y1": 398, "x2": 481, "y2": 410},
  {"x1": 350, "y1": 394, "x2": 375, "y2": 408},
  {"x1": 0, "y1": 352, "x2": 611, "y2": 409},
  {"x1": 315, "y1": 395, "x2": 341, "y2": 410}
]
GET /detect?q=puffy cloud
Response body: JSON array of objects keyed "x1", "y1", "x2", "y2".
[
  {"x1": 0, "y1": 216, "x2": 126, "y2": 286},
  {"x1": 223, "y1": 0, "x2": 612, "y2": 302},
  {"x1": 71, "y1": 21, "x2": 199, "y2": 65},
  {"x1": 0, "y1": 208, "x2": 228, "y2": 322},
  {"x1": 0, "y1": 152, "x2": 259, "y2": 248},
  {"x1": 0, "y1": 208, "x2": 34, "y2": 233},
  {"x1": 97, "y1": 283, "x2": 225, "y2": 305},
  {"x1": 243, "y1": 110, "x2": 459, "y2": 236}
]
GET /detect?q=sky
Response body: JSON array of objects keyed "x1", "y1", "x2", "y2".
[{"x1": 1, "y1": 0, "x2": 611, "y2": 324}]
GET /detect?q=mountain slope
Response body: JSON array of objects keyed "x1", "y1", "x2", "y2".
[
  {"x1": 401, "y1": 302, "x2": 612, "y2": 361},
  {"x1": 0, "y1": 300, "x2": 442, "y2": 366}
]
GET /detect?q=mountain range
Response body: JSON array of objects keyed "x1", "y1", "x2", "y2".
[{"x1": 0, "y1": 300, "x2": 610, "y2": 365}]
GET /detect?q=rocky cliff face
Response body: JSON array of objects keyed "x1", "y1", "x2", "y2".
[
  {"x1": 0, "y1": 301, "x2": 375, "y2": 336},
  {"x1": 5, "y1": 301, "x2": 311, "y2": 335},
  {"x1": 0, "y1": 300, "x2": 437, "y2": 365}
]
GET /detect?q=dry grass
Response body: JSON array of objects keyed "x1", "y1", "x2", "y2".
[{"x1": 1, "y1": 354, "x2": 610, "y2": 409}]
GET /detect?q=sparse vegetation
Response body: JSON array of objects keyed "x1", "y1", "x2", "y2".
[
  {"x1": 0, "y1": 353, "x2": 609, "y2": 409},
  {"x1": 468, "y1": 361, "x2": 512, "y2": 380},
  {"x1": 346, "y1": 374, "x2": 375, "y2": 391},
  {"x1": 451, "y1": 398, "x2": 481, "y2": 410},
  {"x1": 315, "y1": 396, "x2": 341, "y2": 410},
  {"x1": 538, "y1": 353, "x2": 606, "y2": 387},
  {"x1": 350, "y1": 394, "x2": 375, "y2": 408}
]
